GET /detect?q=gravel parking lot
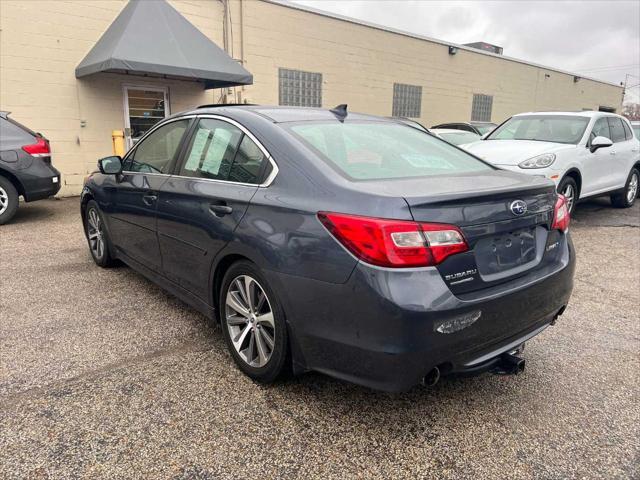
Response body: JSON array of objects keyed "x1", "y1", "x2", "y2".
[{"x1": 1, "y1": 197, "x2": 638, "y2": 479}]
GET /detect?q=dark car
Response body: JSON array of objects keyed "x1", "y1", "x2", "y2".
[
  {"x1": 0, "y1": 112, "x2": 61, "y2": 224},
  {"x1": 80, "y1": 105, "x2": 575, "y2": 392},
  {"x1": 432, "y1": 121, "x2": 498, "y2": 136}
]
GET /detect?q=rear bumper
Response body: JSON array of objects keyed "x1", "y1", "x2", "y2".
[
  {"x1": 267, "y1": 233, "x2": 575, "y2": 392},
  {"x1": 20, "y1": 164, "x2": 61, "y2": 201}
]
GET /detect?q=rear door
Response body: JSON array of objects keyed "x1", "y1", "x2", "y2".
[
  {"x1": 107, "y1": 118, "x2": 191, "y2": 270},
  {"x1": 156, "y1": 116, "x2": 275, "y2": 300},
  {"x1": 605, "y1": 117, "x2": 631, "y2": 190}
]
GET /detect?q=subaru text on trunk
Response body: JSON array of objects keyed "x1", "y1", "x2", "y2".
[{"x1": 80, "y1": 105, "x2": 575, "y2": 392}]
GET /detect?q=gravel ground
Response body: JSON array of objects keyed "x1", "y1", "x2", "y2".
[{"x1": 0, "y1": 197, "x2": 638, "y2": 479}]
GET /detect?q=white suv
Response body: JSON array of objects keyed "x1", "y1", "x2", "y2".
[{"x1": 465, "y1": 111, "x2": 639, "y2": 214}]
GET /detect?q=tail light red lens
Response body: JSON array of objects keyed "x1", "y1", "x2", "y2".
[
  {"x1": 318, "y1": 212, "x2": 468, "y2": 268},
  {"x1": 552, "y1": 194, "x2": 570, "y2": 232},
  {"x1": 21, "y1": 137, "x2": 50, "y2": 157}
]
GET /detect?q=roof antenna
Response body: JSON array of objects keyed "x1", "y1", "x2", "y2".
[{"x1": 330, "y1": 104, "x2": 348, "y2": 122}]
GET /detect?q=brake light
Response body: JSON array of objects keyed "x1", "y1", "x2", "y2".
[
  {"x1": 552, "y1": 194, "x2": 570, "y2": 232},
  {"x1": 21, "y1": 137, "x2": 50, "y2": 157},
  {"x1": 318, "y1": 212, "x2": 468, "y2": 268}
]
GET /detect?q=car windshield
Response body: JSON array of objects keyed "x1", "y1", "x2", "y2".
[
  {"x1": 288, "y1": 121, "x2": 493, "y2": 180},
  {"x1": 633, "y1": 124, "x2": 640, "y2": 138},
  {"x1": 437, "y1": 131, "x2": 481, "y2": 145},
  {"x1": 487, "y1": 115, "x2": 589, "y2": 144},
  {"x1": 473, "y1": 124, "x2": 495, "y2": 135}
]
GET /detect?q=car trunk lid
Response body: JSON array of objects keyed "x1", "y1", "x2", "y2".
[{"x1": 399, "y1": 171, "x2": 558, "y2": 294}]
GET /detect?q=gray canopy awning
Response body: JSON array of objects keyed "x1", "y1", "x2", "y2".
[{"x1": 75, "y1": 0, "x2": 252, "y2": 89}]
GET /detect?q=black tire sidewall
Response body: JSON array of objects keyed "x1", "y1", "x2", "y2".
[
  {"x1": 611, "y1": 168, "x2": 639, "y2": 208},
  {"x1": 0, "y1": 176, "x2": 19, "y2": 225},
  {"x1": 219, "y1": 260, "x2": 288, "y2": 383},
  {"x1": 557, "y1": 177, "x2": 578, "y2": 215}
]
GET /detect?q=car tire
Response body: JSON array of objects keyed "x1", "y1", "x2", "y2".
[
  {"x1": 610, "y1": 168, "x2": 639, "y2": 208},
  {"x1": 0, "y1": 176, "x2": 19, "y2": 225},
  {"x1": 219, "y1": 260, "x2": 289, "y2": 384},
  {"x1": 557, "y1": 176, "x2": 578, "y2": 216},
  {"x1": 84, "y1": 200, "x2": 117, "y2": 267}
]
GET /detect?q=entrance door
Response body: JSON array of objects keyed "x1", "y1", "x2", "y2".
[{"x1": 123, "y1": 85, "x2": 169, "y2": 150}]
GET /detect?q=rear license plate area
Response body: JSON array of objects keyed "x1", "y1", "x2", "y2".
[{"x1": 475, "y1": 227, "x2": 538, "y2": 276}]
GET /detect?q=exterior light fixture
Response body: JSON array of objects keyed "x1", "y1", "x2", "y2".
[{"x1": 448, "y1": 46, "x2": 458, "y2": 55}]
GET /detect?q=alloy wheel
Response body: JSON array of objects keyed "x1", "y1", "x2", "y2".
[
  {"x1": 627, "y1": 172, "x2": 638, "y2": 203},
  {"x1": 87, "y1": 208, "x2": 105, "y2": 260},
  {"x1": 562, "y1": 184, "x2": 575, "y2": 212},
  {"x1": 225, "y1": 275, "x2": 275, "y2": 368},
  {"x1": 0, "y1": 186, "x2": 8, "y2": 216}
]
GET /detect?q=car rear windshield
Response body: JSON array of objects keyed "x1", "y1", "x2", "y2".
[
  {"x1": 473, "y1": 124, "x2": 495, "y2": 135},
  {"x1": 288, "y1": 121, "x2": 493, "y2": 180},
  {"x1": 438, "y1": 131, "x2": 481, "y2": 145},
  {"x1": 487, "y1": 115, "x2": 589, "y2": 144}
]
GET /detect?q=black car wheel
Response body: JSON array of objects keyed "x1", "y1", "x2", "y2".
[
  {"x1": 220, "y1": 260, "x2": 288, "y2": 383},
  {"x1": 0, "y1": 177, "x2": 19, "y2": 225},
  {"x1": 84, "y1": 200, "x2": 117, "y2": 267},
  {"x1": 611, "y1": 168, "x2": 639, "y2": 208},
  {"x1": 557, "y1": 176, "x2": 578, "y2": 215}
]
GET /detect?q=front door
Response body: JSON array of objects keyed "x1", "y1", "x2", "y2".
[
  {"x1": 123, "y1": 85, "x2": 169, "y2": 150},
  {"x1": 156, "y1": 117, "x2": 273, "y2": 300},
  {"x1": 108, "y1": 118, "x2": 191, "y2": 270}
]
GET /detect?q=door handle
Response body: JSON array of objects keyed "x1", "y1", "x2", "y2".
[
  {"x1": 609, "y1": 151, "x2": 617, "y2": 156},
  {"x1": 209, "y1": 203, "x2": 233, "y2": 217},
  {"x1": 142, "y1": 193, "x2": 158, "y2": 206}
]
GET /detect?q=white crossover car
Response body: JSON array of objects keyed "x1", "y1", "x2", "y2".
[{"x1": 465, "y1": 111, "x2": 640, "y2": 214}]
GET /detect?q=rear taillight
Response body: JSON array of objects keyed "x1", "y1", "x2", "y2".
[
  {"x1": 318, "y1": 212, "x2": 468, "y2": 268},
  {"x1": 552, "y1": 194, "x2": 570, "y2": 232},
  {"x1": 21, "y1": 137, "x2": 50, "y2": 157}
]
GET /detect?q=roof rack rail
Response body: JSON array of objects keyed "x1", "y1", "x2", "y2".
[{"x1": 197, "y1": 103, "x2": 256, "y2": 109}]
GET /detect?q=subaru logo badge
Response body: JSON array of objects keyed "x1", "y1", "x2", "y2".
[{"x1": 510, "y1": 200, "x2": 527, "y2": 216}]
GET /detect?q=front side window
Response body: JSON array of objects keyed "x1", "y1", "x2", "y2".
[
  {"x1": 488, "y1": 115, "x2": 589, "y2": 144},
  {"x1": 607, "y1": 117, "x2": 626, "y2": 143},
  {"x1": 622, "y1": 120, "x2": 633, "y2": 140},
  {"x1": 590, "y1": 118, "x2": 611, "y2": 141},
  {"x1": 289, "y1": 121, "x2": 492, "y2": 181},
  {"x1": 181, "y1": 119, "x2": 269, "y2": 184},
  {"x1": 126, "y1": 120, "x2": 189, "y2": 173}
]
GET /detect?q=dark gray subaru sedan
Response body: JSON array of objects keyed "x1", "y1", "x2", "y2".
[{"x1": 81, "y1": 105, "x2": 574, "y2": 392}]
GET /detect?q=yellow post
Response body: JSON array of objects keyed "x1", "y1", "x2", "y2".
[{"x1": 112, "y1": 130, "x2": 125, "y2": 157}]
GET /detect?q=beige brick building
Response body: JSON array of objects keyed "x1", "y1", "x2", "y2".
[{"x1": 0, "y1": 0, "x2": 623, "y2": 196}]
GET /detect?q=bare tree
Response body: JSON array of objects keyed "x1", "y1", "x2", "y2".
[{"x1": 622, "y1": 103, "x2": 640, "y2": 120}]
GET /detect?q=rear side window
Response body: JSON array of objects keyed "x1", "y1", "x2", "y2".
[
  {"x1": 127, "y1": 120, "x2": 189, "y2": 173},
  {"x1": 181, "y1": 118, "x2": 269, "y2": 184},
  {"x1": 607, "y1": 117, "x2": 626, "y2": 143},
  {"x1": 0, "y1": 117, "x2": 34, "y2": 149},
  {"x1": 289, "y1": 121, "x2": 492, "y2": 181}
]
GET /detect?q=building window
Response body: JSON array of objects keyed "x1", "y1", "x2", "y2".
[
  {"x1": 392, "y1": 83, "x2": 422, "y2": 118},
  {"x1": 471, "y1": 94, "x2": 493, "y2": 122},
  {"x1": 279, "y1": 68, "x2": 322, "y2": 107}
]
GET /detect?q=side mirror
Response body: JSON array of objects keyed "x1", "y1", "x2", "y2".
[
  {"x1": 590, "y1": 136, "x2": 613, "y2": 153},
  {"x1": 98, "y1": 156, "x2": 123, "y2": 175}
]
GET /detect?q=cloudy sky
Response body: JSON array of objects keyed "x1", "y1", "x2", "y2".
[{"x1": 291, "y1": 0, "x2": 640, "y2": 103}]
